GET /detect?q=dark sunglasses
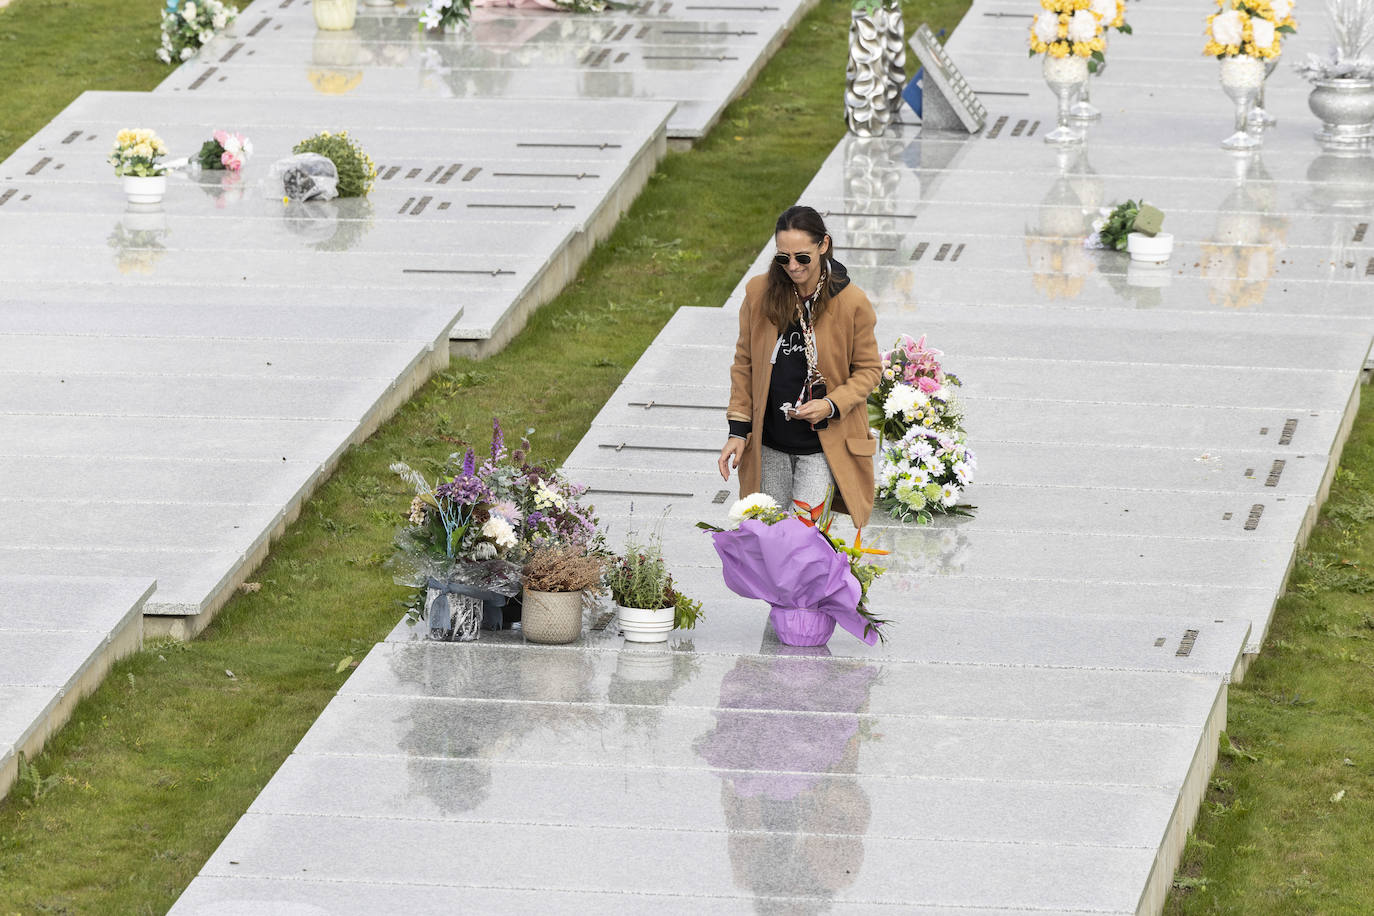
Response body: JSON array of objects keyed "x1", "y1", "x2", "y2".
[{"x1": 773, "y1": 250, "x2": 817, "y2": 266}]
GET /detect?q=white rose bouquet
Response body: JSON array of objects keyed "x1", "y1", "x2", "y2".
[
  {"x1": 158, "y1": 0, "x2": 239, "y2": 64},
  {"x1": 1205, "y1": 0, "x2": 1297, "y2": 60}
]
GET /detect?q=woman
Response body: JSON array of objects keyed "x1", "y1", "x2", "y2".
[{"x1": 718, "y1": 206, "x2": 882, "y2": 530}]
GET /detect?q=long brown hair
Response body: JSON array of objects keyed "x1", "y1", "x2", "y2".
[{"x1": 762, "y1": 205, "x2": 834, "y2": 332}]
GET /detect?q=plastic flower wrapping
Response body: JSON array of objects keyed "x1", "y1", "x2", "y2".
[
  {"x1": 700, "y1": 495, "x2": 890, "y2": 645},
  {"x1": 865, "y1": 335, "x2": 977, "y2": 524},
  {"x1": 1205, "y1": 0, "x2": 1297, "y2": 60},
  {"x1": 1028, "y1": 0, "x2": 1107, "y2": 62},
  {"x1": 390, "y1": 418, "x2": 602, "y2": 597},
  {"x1": 108, "y1": 128, "x2": 170, "y2": 177},
  {"x1": 158, "y1": 0, "x2": 239, "y2": 64}
]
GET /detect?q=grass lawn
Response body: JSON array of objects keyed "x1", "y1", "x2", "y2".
[
  {"x1": 1166, "y1": 393, "x2": 1374, "y2": 913},
  {"x1": 0, "y1": 0, "x2": 968, "y2": 912}
]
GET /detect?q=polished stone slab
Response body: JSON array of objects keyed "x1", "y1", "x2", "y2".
[
  {"x1": 185, "y1": 811, "x2": 1157, "y2": 913},
  {"x1": 0, "y1": 414, "x2": 358, "y2": 462},
  {"x1": 0, "y1": 549, "x2": 240, "y2": 618}
]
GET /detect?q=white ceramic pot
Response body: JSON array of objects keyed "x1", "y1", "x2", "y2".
[
  {"x1": 1127, "y1": 231, "x2": 1173, "y2": 263},
  {"x1": 521, "y1": 589, "x2": 584, "y2": 645},
  {"x1": 122, "y1": 174, "x2": 167, "y2": 205},
  {"x1": 616, "y1": 604, "x2": 675, "y2": 643},
  {"x1": 313, "y1": 0, "x2": 357, "y2": 30}
]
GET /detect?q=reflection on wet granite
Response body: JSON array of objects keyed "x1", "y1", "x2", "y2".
[
  {"x1": 1025, "y1": 172, "x2": 1096, "y2": 301},
  {"x1": 696, "y1": 655, "x2": 880, "y2": 913},
  {"x1": 108, "y1": 207, "x2": 169, "y2": 276},
  {"x1": 281, "y1": 198, "x2": 376, "y2": 252},
  {"x1": 1199, "y1": 152, "x2": 1288, "y2": 309}
]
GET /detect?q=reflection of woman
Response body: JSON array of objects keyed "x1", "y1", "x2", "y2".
[
  {"x1": 718, "y1": 206, "x2": 882, "y2": 528},
  {"x1": 696, "y1": 655, "x2": 879, "y2": 911}
]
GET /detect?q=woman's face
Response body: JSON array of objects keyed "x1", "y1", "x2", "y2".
[{"x1": 775, "y1": 228, "x2": 828, "y2": 293}]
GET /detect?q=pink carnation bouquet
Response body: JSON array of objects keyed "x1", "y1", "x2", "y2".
[{"x1": 196, "y1": 130, "x2": 253, "y2": 172}]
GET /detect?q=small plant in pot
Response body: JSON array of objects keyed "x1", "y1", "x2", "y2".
[
  {"x1": 606, "y1": 532, "x2": 702, "y2": 643},
  {"x1": 520, "y1": 544, "x2": 606, "y2": 645}
]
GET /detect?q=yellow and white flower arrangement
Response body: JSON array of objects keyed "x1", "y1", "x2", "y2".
[
  {"x1": 108, "y1": 129, "x2": 170, "y2": 177},
  {"x1": 1205, "y1": 0, "x2": 1297, "y2": 60},
  {"x1": 1029, "y1": 0, "x2": 1107, "y2": 69}
]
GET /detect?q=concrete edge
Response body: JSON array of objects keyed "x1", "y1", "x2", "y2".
[
  {"x1": 1, "y1": 578, "x2": 154, "y2": 800},
  {"x1": 144, "y1": 329, "x2": 455, "y2": 640},
  {"x1": 1135, "y1": 678, "x2": 1228, "y2": 916}
]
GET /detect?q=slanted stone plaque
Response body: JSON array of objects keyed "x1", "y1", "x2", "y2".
[{"x1": 909, "y1": 24, "x2": 987, "y2": 134}]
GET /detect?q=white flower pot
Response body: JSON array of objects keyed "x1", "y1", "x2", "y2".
[
  {"x1": 122, "y1": 174, "x2": 167, "y2": 205},
  {"x1": 616, "y1": 604, "x2": 675, "y2": 643},
  {"x1": 1126, "y1": 231, "x2": 1173, "y2": 263}
]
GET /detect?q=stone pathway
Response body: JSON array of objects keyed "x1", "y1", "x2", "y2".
[
  {"x1": 169, "y1": 3, "x2": 1373, "y2": 915},
  {"x1": 0, "y1": 0, "x2": 802, "y2": 801}
]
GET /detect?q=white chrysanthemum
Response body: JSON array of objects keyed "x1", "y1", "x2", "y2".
[
  {"x1": 1032, "y1": 10, "x2": 1060, "y2": 43},
  {"x1": 533, "y1": 479, "x2": 566, "y2": 511},
  {"x1": 1090, "y1": 0, "x2": 1115, "y2": 22},
  {"x1": 911, "y1": 467, "x2": 931, "y2": 487},
  {"x1": 1211, "y1": 9, "x2": 1245, "y2": 46},
  {"x1": 953, "y1": 461, "x2": 973, "y2": 485},
  {"x1": 728, "y1": 492, "x2": 779, "y2": 522},
  {"x1": 1066, "y1": 9, "x2": 1099, "y2": 42},
  {"x1": 1250, "y1": 17, "x2": 1275, "y2": 49},
  {"x1": 940, "y1": 484, "x2": 960, "y2": 507},
  {"x1": 420, "y1": 7, "x2": 443, "y2": 27},
  {"x1": 481, "y1": 515, "x2": 517, "y2": 550},
  {"x1": 182, "y1": 2, "x2": 198, "y2": 21},
  {"x1": 1271, "y1": 0, "x2": 1292, "y2": 20},
  {"x1": 883, "y1": 383, "x2": 919, "y2": 419}
]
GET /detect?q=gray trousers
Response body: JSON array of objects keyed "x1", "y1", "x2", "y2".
[{"x1": 760, "y1": 445, "x2": 834, "y2": 515}]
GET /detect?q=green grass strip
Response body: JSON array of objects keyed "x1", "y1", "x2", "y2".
[{"x1": 0, "y1": 1, "x2": 967, "y2": 911}]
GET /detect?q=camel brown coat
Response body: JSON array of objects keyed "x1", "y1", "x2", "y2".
[{"x1": 727, "y1": 273, "x2": 882, "y2": 529}]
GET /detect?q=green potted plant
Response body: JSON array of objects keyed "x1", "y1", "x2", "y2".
[
  {"x1": 520, "y1": 544, "x2": 605, "y2": 645},
  {"x1": 606, "y1": 531, "x2": 702, "y2": 643}
]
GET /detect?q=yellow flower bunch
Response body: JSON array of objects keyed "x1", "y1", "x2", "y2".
[
  {"x1": 1028, "y1": 0, "x2": 1106, "y2": 61},
  {"x1": 109, "y1": 127, "x2": 170, "y2": 177},
  {"x1": 1204, "y1": 0, "x2": 1296, "y2": 60}
]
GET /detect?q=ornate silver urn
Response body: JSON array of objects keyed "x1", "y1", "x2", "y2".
[{"x1": 1309, "y1": 78, "x2": 1374, "y2": 151}]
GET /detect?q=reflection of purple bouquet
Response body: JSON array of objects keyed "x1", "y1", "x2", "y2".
[{"x1": 712, "y1": 518, "x2": 881, "y2": 647}]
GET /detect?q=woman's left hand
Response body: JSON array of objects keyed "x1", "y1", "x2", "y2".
[{"x1": 791, "y1": 399, "x2": 832, "y2": 423}]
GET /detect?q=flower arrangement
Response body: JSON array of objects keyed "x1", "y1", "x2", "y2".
[
  {"x1": 866, "y1": 335, "x2": 977, "y2": 524},
  {"x1": 1295, "y1": 0, "x2": 1374, "y2": 79},
  {"x1": 292, "y1": 131, "x2": 378, "y2": 198},
  {"x1": 158, "y1": 0, "x2": 238, "y2": 64},
  {"x1": 605, "y1": 531, "x2": 702, "y2": 629},
  {"x1": 108, "y1": 129, "x2": 170, "y2": 177},
  {"x1": 419, "y1": 0, "x2": 474, "y2": 31},
  {"x1": 1091, "y1": 0, "x2": 1132, "y2": 34},
  {"x1": 390, "y1": 419, "x2": 602, "y2": 596},
  {"x1": 700, "y1": 494, "x2": 889, "y2": 644},
  {"x1": 196, "y1": 130, "x2": 252, "y2": 172},
  {"x1": 875, "y1": 427, "x2": 978, "y2": 525},
  {"x1": 1029, "y1": 0, "x2": 1107, "y2": 70},
  {"x1": 867, "y1": 333, "x2": 964, "y2": 443},
  {"x1": 1205, "y1": 0, "x2": 1297, "y2": 60},
  {"x1": 1085, "y1": 199, "x2": 1166, "y2": 250},
  {"x1": 522, "y1": 543, "x2": 607, "y2": 593}
]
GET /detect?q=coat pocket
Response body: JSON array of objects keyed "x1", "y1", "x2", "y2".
[{"x1": 846, "y1": 436, "x2": 877, "y2": 457}]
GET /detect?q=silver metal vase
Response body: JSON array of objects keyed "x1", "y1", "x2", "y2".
[{"x1": 845, "y1": 6, "x2": 892, "y2": 137}]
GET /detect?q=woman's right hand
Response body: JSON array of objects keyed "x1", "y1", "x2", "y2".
[{"x1": 718, "y1": 437, "x2": 746, "y2": 481}]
